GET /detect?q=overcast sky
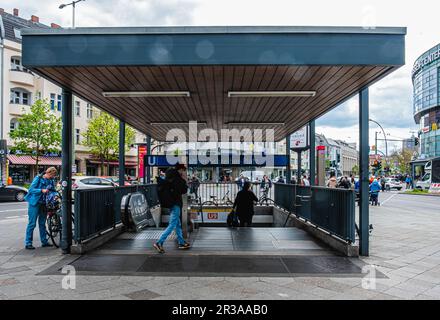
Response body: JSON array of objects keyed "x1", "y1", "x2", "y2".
[{"x1": 2, "y1": 0, "x2": 439, "y2": 151}]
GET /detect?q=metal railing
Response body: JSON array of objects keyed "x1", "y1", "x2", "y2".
[
  {"x1": 193, "y1": 182, "x2": 275, "y2": 204},
  {"x1": 73, "y1": 184, "x2": 158, "y2": 243},
  {"x1": 274, "y1": 184, "x2": 355, "y2": 243}
]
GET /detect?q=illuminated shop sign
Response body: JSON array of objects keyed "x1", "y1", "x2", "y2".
[{"x1": 412, "y1": 46, "x2": 440, "y2": 78}]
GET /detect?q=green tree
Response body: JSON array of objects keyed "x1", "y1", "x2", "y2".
[
  {"x1": 390, "y1": 149, "x2": 413, "y2": 174},
  {"x1": 82, "y1": 111, "x2": 135, "y2": 175},
  {"x1": 351, "y1": 165, "x2": 359, "y2": 176},
  {"x1": 10, "y1": 99, "x2": 62, "y2": 172}
]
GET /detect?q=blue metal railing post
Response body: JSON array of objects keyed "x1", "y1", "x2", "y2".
[
  {"x1": 286, "y1": 135, "x2": 291, "y2": 183},
  {"x1": 61, "y1": 89, "x2": 73, "y2": 254},
  {"x1": 310, "y1": 120, "x2": 316, "y2": 186},
  {"x1": 119, "y1": 121, "x2": 125, "y2": 187},
  {"x1": 359, "y1": 88, "x2": 370, "y2": 256}
]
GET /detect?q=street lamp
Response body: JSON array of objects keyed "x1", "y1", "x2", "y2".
[
  {"x1": 59, "y1": 0, "x2": 85, "y2": 28},
  {"x1": 369, "y1": 118, "x2": 388, "y2": 162}
]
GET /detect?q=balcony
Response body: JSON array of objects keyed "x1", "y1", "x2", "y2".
[
  {"x1": 9, "y1": 103, "x2": 30, "y2": 116},
  {"x1": 9, "y1": 69, "x2": 34, "y2": 87}
]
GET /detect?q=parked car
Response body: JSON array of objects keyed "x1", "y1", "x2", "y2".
[
  {"x1": 0, "y1": 184, "x2": 28, "y2": 202},
  {"x1": 385, "y1": 178, "x2": 403, "y2": 191},
  {"x1": 99, "y1": 176, "x2": 131, "y2": 186},
  {"x1": 72, "y1": 176, "x2": 116, "y2": 190},
  {"x1": 415, "y1": 172, "x2": 431, "y2": 191}
]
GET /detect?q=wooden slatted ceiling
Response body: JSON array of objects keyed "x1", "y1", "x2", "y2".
[{"x1": 36, "y1": 65, "x2": 391, "y2": 141}]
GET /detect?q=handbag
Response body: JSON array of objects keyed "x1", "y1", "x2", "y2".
[{"x1": 227, "y1": 209, "x2": 239, "y2": 228}]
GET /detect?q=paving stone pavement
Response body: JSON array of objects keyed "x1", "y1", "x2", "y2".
[{"x1": 1, "y1": 193, "x2": 439, "y2": 300}]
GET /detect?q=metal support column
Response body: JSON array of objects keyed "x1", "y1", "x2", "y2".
[
  {"x1": 61, "y1": 89, "x2": 73, "y2": 254},
  {"x1": 297, "y1": 151, "x2": 302, "y2": 183},
  {"x1": 309, "y1": 121, "x2": 316, "y2": 186},
  {"x1": 119, "y1": 121, "x2": 125, "y2": 187},
  {"x1": 146, "y1": 136, "x2": 151, "y2": 184},
  {"x1": 359, "y1": 88, "x2": 370, "y2": 256},
  {"x1": 286, "y1": 135, "x2": 291, "y2": 183}
]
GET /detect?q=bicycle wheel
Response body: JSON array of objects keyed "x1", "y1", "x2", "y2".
[
  {"x1": 47, "y1": 212, "x2": 62, "y2": 248},
  {"x1": 225, "y1": 200, "x2": 234, "y2": 207},
  {"x1": 202, "y1": 201, "x2": 216, "y2": 207},
  {"x1": 259, "y1": 198, "x2": 275, "y2": 206}
]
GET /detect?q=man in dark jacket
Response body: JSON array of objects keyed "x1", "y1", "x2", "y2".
[
  {"x1": 233, "y1": 181, "x2": 258, "y2": 227},
  {"x1": 154, "y1": 164, "x2": 190, "y2": 253}
]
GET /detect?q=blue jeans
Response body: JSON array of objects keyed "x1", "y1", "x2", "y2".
[
  {"x1": 157, "y1": 205, "x2": 185, "y2": 245},
  {"x1": 25, "y1": 204, "x2": 48, "y2": 246}
]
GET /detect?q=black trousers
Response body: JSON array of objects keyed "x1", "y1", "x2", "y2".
[{"x1": 239, "y1": 215, "x2": 253, "y2": 227}]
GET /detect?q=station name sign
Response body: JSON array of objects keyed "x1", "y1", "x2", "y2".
[{"x1": 412, "y1": 47, "x2": 440, "y2": 78}]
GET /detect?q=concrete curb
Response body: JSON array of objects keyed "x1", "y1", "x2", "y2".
[{"x1": 399, "y1": 192, "x2": 440, "y2": 197}]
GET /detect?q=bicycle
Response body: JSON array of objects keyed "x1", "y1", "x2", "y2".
[
  {"x1": 258, "y1": 186, "x2": 274, "y2": 206},
  {"x1": 202, "y1": 190, "x2": 234, "y2": 207},
  {"x1": 45, "y1": 191, "x2": 74, "y2": 248}
]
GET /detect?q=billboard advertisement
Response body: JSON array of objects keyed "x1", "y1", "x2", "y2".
[{"x1": 290, "y1": 126, "x2": 308, "y2": 149}]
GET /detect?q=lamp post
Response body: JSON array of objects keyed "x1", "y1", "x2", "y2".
[
  {"x1": 59, "y1": 0, "x2": 85, "y2": 28},
  {"x1": 369, "y1": 119, "x2": 388, "y2": 166}
]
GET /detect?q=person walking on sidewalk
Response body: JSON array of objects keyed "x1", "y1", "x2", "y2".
[
  {"x1": 154, "y1": 163, "x2": 191, "y2": 253},
  {"x1": 24, "y1": 167, "x2": 57, "y2": 250}
]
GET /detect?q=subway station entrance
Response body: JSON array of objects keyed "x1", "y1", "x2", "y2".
[{"x1": 22, "y1": 26, "x2": 406, "y2": 277}]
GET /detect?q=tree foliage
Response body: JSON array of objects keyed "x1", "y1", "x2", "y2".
[
  {"x1": 390, "y1": 149, "x2": 413, "y2": 174},
  {"x1": 82, "y1": 111, "x2": 136, "y2": 174},
  {"x1": 10, "y1": 99, "x2": 62, "y2": 168}
]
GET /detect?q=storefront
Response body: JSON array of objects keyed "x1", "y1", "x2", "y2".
[{"x1": 7, "y1": 154, "x2": 62, "y2": 184}]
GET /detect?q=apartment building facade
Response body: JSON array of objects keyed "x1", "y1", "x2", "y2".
[{"x1": 0, "y1": 8, "x2": 141, "y2": 184}]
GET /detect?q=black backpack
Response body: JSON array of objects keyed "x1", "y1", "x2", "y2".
[{"x1": 157, "y1": 177, "x2": 176, "y2": 209}]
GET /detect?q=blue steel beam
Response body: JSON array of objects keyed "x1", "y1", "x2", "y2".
[
  {"x1": 22, "y1": 27, "x2": 406, "y2": 68},
  {"x1": 61, "y1": 89, "x2": 73, "y2": 254},
  {"x1": 359, "y1": 88, "x2": 370, "y2": 256},
  {"x1": 309, "y1": 120, "x2": 316, "y2": 186},
  {"x1": 119, "y1": 121, "x2": 125, "y2": 187}
]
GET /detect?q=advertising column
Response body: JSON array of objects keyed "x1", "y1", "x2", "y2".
[{"x1": 138, "y1": 145, "x2": 147, "y2": 184}]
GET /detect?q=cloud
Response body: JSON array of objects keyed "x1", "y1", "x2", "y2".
[
  {"x1": 317, "y1": 69, "x2": 416, "y2": 129},
  {"x1": 0, "y1": 0, "x2": 198, "y2": 27}
]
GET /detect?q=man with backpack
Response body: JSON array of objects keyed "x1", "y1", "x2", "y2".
[{"x1": 154, "y1": 163, "x2": 191, "y2": 253}]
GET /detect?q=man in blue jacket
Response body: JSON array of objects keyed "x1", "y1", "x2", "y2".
[
  {"x1": 369, "y1": 178, "x2": 381, "y2": 206},
  {"x1": 24, "y1": 167, "x2": 57, "y2": 250}
]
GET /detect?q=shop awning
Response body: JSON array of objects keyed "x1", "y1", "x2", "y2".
[
  {"x1": 7, "y1": 155, "x2": 62, "y2": 166},
  {"x1": 87, "y1": 159, "x2": 137, "y2": 167}
]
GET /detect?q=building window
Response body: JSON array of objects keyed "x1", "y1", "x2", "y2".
[
  {"x1": 13, "y1": 28, "x2": 22, "y2": 40},
  {"x1": 10, "y1": 57, "x2": 21, "y2": 70},
  {"x1": 50, "y1": 94, "x2": 56, "y2": 110},
  {"x1": 75, "y1": 101, "x2": 81, "y2": 116},
  {"x1": 10, "y1": 56, "x2": 30, "y2": 73},
  {"x1": 75, "y1": 129, "x2": 80, "y2": 144},
  {"x1": 10, "y1": 118, "x2": 19, "y2": 132},
  {"x1": 57, "y1": 95, "x2": 62, "y2": 111},
  {"x1": 86, "y1": 104, "x2": 93, "y2": 119},
  {"x1": 10, "y1": 88, "x2": 31, "y2": 105}
]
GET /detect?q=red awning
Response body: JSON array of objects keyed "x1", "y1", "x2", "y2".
[
  {"x1": 87, "y1": 160, "x2": 137, "y2": 167},
  {"x1": 7, "y1": 155, "x2": 62, "y2": 166}
]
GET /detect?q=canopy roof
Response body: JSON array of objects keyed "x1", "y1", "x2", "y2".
[{"x1": 22, "y1": 26, "x2": 406, "y2": 141}]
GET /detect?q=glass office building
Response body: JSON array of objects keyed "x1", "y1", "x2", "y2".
[{"x1": 413, "y1": 43, "x2": 440, "y2": 158}]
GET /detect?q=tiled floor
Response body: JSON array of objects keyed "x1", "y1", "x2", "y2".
[{"x1": 38, "y1": 227, "x2": 370, "y2": 277}]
